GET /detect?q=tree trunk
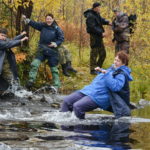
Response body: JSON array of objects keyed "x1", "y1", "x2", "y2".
[
  {"x1": 79, "y1": 0, "x2": 85, "y2": 59},
  {"x1": 16, "y1": 0, "x2": 33, "y2": 49}
]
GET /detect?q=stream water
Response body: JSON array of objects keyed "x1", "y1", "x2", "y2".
[{"x1": 0, "y1": 89, "x2": 150, "y2": 150}]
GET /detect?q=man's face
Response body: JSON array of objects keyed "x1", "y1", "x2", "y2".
[
  {"x1": 93, "y1": 6, "x2": 100, "y2": 13},
  {"x1": 114, "y1": 11, "x2": 120, "y2": 17},
  {"x1": 0, "y1": 33, "x2": 7, "y2": 40},
  {"x1": 45, "y1": 16, "x2": 54, "y2": 26}
]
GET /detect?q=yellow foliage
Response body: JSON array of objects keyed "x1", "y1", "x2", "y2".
[{"x1": 15, "y1": 53, "x2": 27, "y2": 63}]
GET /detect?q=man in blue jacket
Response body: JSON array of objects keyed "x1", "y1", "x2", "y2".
[
  {"x1": 0, "y1": 28, "x2": 28, "y2": 94},
  {"x1": 23, "y1": 13, "x2": 64, "y2": 90}
]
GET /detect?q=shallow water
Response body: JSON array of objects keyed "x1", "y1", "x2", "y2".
[{"x1": 0, "y1": 91, "x2": 150, "y2": 150}]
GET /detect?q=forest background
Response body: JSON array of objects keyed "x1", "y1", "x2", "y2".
[{"x1": 0, "y1": 0, "x2": 150, "y2": 102}]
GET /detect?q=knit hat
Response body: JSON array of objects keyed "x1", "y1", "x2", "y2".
[
  {"x1": 92, "y1": 2, "x2": 101, "y2": 9},
  {"x1": 113, "y1": 8, "x2": 120, "y2": 12}
]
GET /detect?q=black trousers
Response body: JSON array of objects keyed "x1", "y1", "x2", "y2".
[{"x1": 90, "y1": 34, "x2": 106, "y2": 71}]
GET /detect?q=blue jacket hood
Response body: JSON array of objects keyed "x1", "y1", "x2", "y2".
[{"x1": 116, "y1": 65, "x2": 133, "y2": 81}]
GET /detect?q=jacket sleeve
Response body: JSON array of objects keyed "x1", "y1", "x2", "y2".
[
  {"x1": 86, "y1": 16, "x2": 103, "y2": 36},
  {"x1": 55, "y1": 27, "x2": 64, "y2": 46},
  {"x1": 0, "y1": 39, "x2": 21, "y2": 50},
  {"x1": 101, "y1": 17, "x2": 110, "y2": 25},
  {"x1": 105, "y1": 73, "x2": 125, "y2": 92},
  {"x1": 28, "y1": 20, "x2": 44, "y2": 31},
  {"x1": 113, "y1": 16, "x2": 129, "y2": 32},
  {"x1": 13, "y1": 34, "x2": 24, "y2": 40}
]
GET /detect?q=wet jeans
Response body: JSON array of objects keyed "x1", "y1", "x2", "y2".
[{"x1": 60, "y1": 91, "x2": 98, "y2": 119}]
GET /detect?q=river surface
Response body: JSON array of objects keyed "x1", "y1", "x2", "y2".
[{"x1": 0, "y1": 89, "x2": 150, "y2": 150}]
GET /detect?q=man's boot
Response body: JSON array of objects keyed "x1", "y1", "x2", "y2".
[
  {"x1": 66, "y1": 61, "x2": 77, "y2": 73},
  {"x1": 61, "y1": 64, "x2": 70, "y2": 77},
  {"x1": 26, "y1": 59, "x2": 41, "y2": 90},
  {"x1": 26, "y1": 81, "x2": 34, "y2": 90},
  {"x1": 51, "y1": 67, "x2": 61, "y2": 90}
]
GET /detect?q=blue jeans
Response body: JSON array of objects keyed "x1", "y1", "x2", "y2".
[{"x1": 60, "y1": 91, "x2": 98, "y2": 119}]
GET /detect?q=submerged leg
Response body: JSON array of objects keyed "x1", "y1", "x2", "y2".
[
  {"x1": 73, "y1": 96, "x2": 98, "y2": 119},
  {"x1": 61, "y1": 91, "x2": 85, "y2": 112}
]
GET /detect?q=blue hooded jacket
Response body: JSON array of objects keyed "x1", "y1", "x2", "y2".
[{"x1": 80, "y1": 65, "x2": 133, "y2": 110}]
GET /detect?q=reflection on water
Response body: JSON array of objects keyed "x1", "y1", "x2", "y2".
[
  {"x1": 0, "y1": 92, "x2": 150, "y2": 149},
  {"x1": 62, "y1": 122, "x2": 134, "y2": 150}
]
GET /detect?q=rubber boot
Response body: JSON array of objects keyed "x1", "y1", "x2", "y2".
[
  {"x1": 26, "y1": 59, "x2": 41, "y2": 90},
  {"x1": 26, "y1": 81, "x2": 34, "y2": 90},
  {"x1": 66, "y1": 61, "x2": 77, "y2": 73},
  {"x1": 50, "y1": 67, "x2": 61, "y2": 89},
  {"x1": 61, "y1": 64, "x2": 70, "y2": 77}
]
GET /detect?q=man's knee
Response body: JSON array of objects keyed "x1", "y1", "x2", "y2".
[
  {"x1": 63, "y1": 98, "x2": 70, "y2": 105},
  {"x1": 73, "y1": 103, "x2": 85, "y2": 119},
  {"x1": 73, "y1": 102, "x2": 83, "y2": 114},
  {"x1": 31, "y1": 59, "x2": 41, "y2": 68}
]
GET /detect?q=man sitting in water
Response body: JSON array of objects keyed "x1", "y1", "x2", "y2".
[
  {"x1": 0, "y1": 28, "x2": 28, "y2": 95},
  {"x1": 60, "y1": 51, "x2": 133, "y2": 119}
]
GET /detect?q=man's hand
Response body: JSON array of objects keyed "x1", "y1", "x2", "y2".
[
  {"x1": 21, "y1": 36, "x2": 28, "y2": 42},
  {"x1": 22, "y1": 15, "x2": 27, "y2": 20},
  {"x1": 22, "y1": 15, "x2": 30, "y2": 24},
  {"x1": 48, "y1": 42, "x2": 57, "y2": 48},
  {"x1": 21, "y1": 31, "x2": 27, "y2": 36},
  {"x1": 102, "y1": 32, "x2": 107, "y2": 38},
  {"x1": 109, "y1": 22, "x2": 112, "y2": 26}
]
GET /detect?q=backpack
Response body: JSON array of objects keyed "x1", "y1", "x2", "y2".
[{"x1": 128, "y1": 14, "x2": 137, "y2": 34}]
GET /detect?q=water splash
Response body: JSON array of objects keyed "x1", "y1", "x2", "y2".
[
  {"x1": 0, "y1": 108, "x2": 32, "y2": 121},
  {"x1": 0, "y1": 143, "x2": 12, "y2": 150},
  {"x1": 14, "y1": 89, "x2": 33, "y2": 98}
]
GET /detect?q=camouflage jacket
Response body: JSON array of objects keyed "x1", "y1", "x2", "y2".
[{"x1": 112, "y1": 12, "x2": 130, "y2": 42}]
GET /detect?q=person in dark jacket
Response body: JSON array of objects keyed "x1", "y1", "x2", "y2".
[
  {"x1": 60, "y1": 51, "x2": 133, "y2": 119},
  {"x1": 112, "y1": 9, "x2": 130, "y2": 54},
  {"x1": 84, "y1": 2, "x2": 111, "y2": 75},
  {"x1": 22, "y1": 13, "x2": 64, "y2": 90},
  {"x1": 0, "y1": 28, "x2": 28, "y2": 94}
]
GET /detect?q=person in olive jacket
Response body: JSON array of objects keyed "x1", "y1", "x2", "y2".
[
  {"x1": 22, "y1": 13, "x2": 64, "y2": 90},
  {"x1": 84, "y1": 2, "x2": 111, "y2": 75}
]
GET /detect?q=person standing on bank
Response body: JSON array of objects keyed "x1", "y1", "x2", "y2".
[
  {"x1": 22, "y1": 13, "x2": 64, "y2": 90},
  {"x1": 112, "y1": 9, "x2": 130, "y2": 54},
  {"x1": 84, "y1": 2, "x2": 111, "y2": 75}
]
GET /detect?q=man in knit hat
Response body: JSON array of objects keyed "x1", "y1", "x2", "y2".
[{"x1": 84, "y1": 2, "x2": 111, "y2": 75}]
